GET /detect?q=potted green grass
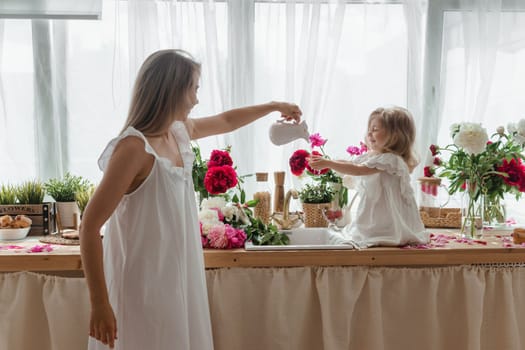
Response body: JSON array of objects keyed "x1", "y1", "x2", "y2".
[
  {"x1": 45, "y1": 173, "x2": 91, "y2": 229},
  {"x1": 0, "y1": 180, "x2": 55, "y2": 235},
  {"x1": 299, "y1": 183, "x2": 334, "y2": 227},
  {"x1": 0, "y1": 184, "x2": 17, "y2": 205}
]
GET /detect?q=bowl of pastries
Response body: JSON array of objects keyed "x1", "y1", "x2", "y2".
[{"x1": 0, "y1": 214, "x2": 32, "y2": 240}]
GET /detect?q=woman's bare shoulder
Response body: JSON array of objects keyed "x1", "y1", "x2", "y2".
[{"x1": 111, "y1": 135, "x2": 153, "y2": 169}]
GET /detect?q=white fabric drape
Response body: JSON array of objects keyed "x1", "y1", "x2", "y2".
[
  {"x1": 402, "y1": 0, "x2": 428, "y2": 177},
  {"x1": 3, "y1": 266, "x2": 525, "y2": 350},
  {"x1": 0, "y1": 272, "x2": 90, "y2": 350},
  {"x1": 459, "y1": 0, "x2": 502, "y2": 123}
]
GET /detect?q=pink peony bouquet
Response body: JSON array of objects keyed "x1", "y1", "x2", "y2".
[{"x1": 198, "y1": 197, "x2": 249, "y2": 249}]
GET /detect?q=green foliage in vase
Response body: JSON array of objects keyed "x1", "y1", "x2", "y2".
[
  {"x1": 16, "y1": 180, "x2": 45, "y2": 204},
  {"x1": 44, "y1": 173, "x2": 92, "y2": 202},
  {"x1": 0, "y1": 184, "x2": 17, "y2": 204},
  {"x1": 299, "y1": 183, "x2": 334, "y2": 204}
]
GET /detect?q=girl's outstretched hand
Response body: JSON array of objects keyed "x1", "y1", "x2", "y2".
[
  {"x1": 90, "y1": 302, "x2": 118, "y2": 349},
  {"x1": 308, "y1": 154, "x2": 330, "y2": 170},
  {"x1": 274, "y1": 101, "x2": 302, "y2": 123}
]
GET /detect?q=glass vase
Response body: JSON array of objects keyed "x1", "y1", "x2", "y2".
[
  {"x1": 461, "y1": 188, "x2": 484, "y2": 239},
  {"x1": 483, "y1": 195, "x2": 506, "y2": 228}
]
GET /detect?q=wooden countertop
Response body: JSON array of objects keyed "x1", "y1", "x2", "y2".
[{"x1": 1, "y1": 230, "x2": 525, "y2": 272}]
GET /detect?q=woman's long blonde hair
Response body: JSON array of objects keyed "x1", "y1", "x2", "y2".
[
  {"x1": 121, "y1": 49, "x2": 200, "y2": 135},
  {"x1": 368, "y1": 106, "x2": 419, "y2": 171}
]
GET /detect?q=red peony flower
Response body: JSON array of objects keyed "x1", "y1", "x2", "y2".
[
  {"x1": 429, "y1": 144, "x2": 438, "y2": 156},
  {"x1": 424, "y1": 166, "x2": 435, "y2": 177},
  {"x1": 306, "y1": 150, "x2": 329, "y2": 175},
  {"x1": 204, "y1": 165, "x2": 238, "y2": 194},
  {"x1": 207, "y1": 150, "x2": 233, "y2": 168},
  {"x1": 433, "y1": 157, "x2": 441, "y2": 166},
  {"x1": 496, "y1": 158, "x2": 525, "y2": 189},
  {"x1": 289, "y1": 149, "x2": 310, "y2": 176}
]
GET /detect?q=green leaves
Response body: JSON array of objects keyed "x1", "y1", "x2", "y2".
[
  {"x1": 44, "y1": 173, "x2": 91, "y2": 202},
  {"x1": 434, "y1": 131, "x2": 525, "y2": 202},
  {"x1": 243, "y1": 217, "x2": 290, "y2": 246},
  {"x1": 298, "y1": 183, "x2": 334, "y2": 204}
]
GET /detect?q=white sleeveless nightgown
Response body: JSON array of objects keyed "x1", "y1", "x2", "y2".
[
  {"x1": 344, "y1": 152, "x2": 429, "y2": 248},
  {"x1": 88, "y1": 122, "x2": 214, "y2": 350}
]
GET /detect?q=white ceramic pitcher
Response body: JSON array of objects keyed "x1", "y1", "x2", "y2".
[{"x1": 269, "y1": 120, "x2": 310, "y2": 146}]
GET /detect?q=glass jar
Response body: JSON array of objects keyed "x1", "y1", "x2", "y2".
[
  {"x1": 253, "y1": 172, "x2": 271, "y2": 224},
  {"x1": 418, "y1": 177, "x2": 442, "y2": 209}
]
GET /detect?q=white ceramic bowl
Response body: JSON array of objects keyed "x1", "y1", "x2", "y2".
[{"x1": 0, "y1": 227, "x2": 31, "y2": 240}]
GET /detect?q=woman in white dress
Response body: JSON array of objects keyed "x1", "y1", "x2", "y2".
[
  {"x1": 79, "y1": 49, "x2": 302, "y2": 349},
  {"x1": 308, "y1": 106, "x2": 429, "y2": 248}
]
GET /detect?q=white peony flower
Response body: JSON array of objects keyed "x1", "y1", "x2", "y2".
[
  {"x1": 496, "y1": 126, "x2": 505, "y2": 135},
  {"x1": 507, "y1": 119, "x2": 525, "y2": 146},
  {"x1": 453, "y1": 122, "x2": 488, "y2": 155},
  {"x1": 221, "y1": 206, "x2": 236, "y2": 221},
  {"x1": 201, "y1": 197, "x2": 227, "y2": 210},
  {"x1": 198, "y1": 208, "x2": 220, "y2": 224},
  {"x1": 201, "y1": 222, "x2": 216, "y2": 236}
]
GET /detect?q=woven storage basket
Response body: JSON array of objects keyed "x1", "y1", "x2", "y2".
[
  {"x1": 302, "y1": 202, "x2": 331, "y2": 227},
  {"x1": 419, "y1": 206, "x2": 461, "y2": 228}
]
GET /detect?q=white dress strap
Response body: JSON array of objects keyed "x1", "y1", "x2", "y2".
[{"x1": 98, "y1": 127, "x2": 156, "y2": 172}]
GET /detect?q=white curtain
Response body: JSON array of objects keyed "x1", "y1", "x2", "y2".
[
  {"x1": 403, "y1": 0, "x2": 428, "y2": 178},
  {"x1": 0, "y1": 1, "x2": 410, "y2": 195},
  {"x1": 436, "y1": 1, "x2": 525, "y2": 220}
]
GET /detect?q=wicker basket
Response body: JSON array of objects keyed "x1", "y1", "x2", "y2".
[
  {"x1": 419, "y1": 206, "x2": 461, "y2": 228},
  {"x1": 302, "y1": 202, "x2": 331, "y2": 227}
]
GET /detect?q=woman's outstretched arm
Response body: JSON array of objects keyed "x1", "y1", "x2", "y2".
[{"x1": 185, "y1": 101, "x2": 302, "y2": 140}]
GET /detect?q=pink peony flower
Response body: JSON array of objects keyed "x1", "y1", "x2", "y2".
[
  {"x1": 309, "y1": 133, "x2": 327, "y2": 148},
  {"x1": 224, "y1": 225, "x2": 247, "y2": 248},
  {"x1": 346, "y1": 142, "x2": 368, "y2": 156},
  {"x1": 207, "y1": 225, "x2": 229, "y2": 248}
]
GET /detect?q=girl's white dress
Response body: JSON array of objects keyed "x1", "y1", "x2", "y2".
[
  {"x1": 344, "y1": 152, "x2": 429, "y2": 248},
  {"x1": 89, "y1": 122, "x2": 214, "y2": 350}
]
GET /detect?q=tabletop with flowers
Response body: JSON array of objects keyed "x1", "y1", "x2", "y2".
[
  {"x1": 425, "y1": 120, "x2": 525, "y2": 237},
  {"x1": 191, "y1": 144, "x2": 289, "y2": 249}
]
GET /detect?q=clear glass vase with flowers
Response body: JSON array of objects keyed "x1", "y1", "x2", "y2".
[{"x1": 427, "y1": 121, "x2": 525, "y2": 238}]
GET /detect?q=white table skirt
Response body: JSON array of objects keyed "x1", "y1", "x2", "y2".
[{"x1": 2, "y1": 265, "x2": 525, "y2": 350}]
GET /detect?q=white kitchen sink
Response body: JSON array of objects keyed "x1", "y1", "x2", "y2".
[{"x1": 244, "y1": 227, "x2": 356, "y2": 250}]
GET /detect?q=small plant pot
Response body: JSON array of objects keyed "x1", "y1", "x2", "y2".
[
  {"x1": 302, "y1": 202, "x2": 330, "y2": 227},
  {"x1": 56, "y1": 201, "x2": 80, "y2": 229}
]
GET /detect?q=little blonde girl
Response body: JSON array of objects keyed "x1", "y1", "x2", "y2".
[{"x1": 309, "y1": 106, "x2": 429, "y2": 247}]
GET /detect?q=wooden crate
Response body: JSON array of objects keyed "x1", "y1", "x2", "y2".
[
  {"x1": 0, "y1": 203, "x2": 55, "y2": 236},
  {"x1": 419, "y1": 206, "x2": 461, "y2": 228}
]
